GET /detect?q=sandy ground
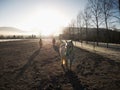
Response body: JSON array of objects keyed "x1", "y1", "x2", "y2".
[{"x1": 0, "y1": 39, "x2": 120, "y2": 90}]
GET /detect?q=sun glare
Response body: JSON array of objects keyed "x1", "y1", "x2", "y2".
[
  {"x1": 27, "y1": 7, "x2": 68, "y2": 36},
  {"x1": 39, "y1": 8, "x2": 65, "y2": 36}
]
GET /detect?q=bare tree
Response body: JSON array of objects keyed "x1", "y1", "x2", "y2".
[
  {"x1": 100, "y1": 0, "x2": 114, "y2": 48},
  {"x1": 113, "y1": 0, "x2": 120, "y2": 12},
  {"x1": 119, "y1": 0, "x2": 120, "y2": 11},
  {"x1": 83, "y1": 6, "x2": 91, "y2": 44},
  {"x1": 68, "y1": 24, "x2": 71, "y2": 39},
  {"x1": 69, "y1": 19, "x2": 76, "y2": 40},
  {"x1": 119, "y1": 0, "x2": 120, "y2": 10},
  {"x1": 100, "y1": 0, "x2": 120, "y2": 47},
  {"x1": 88, "y1": 0, "x2": 103, "y2": 46},
  {"x1": 77, "y1": 11, "x2": 84, "y2": 46}
]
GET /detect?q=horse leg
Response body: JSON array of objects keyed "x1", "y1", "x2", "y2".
[
  {"x1": 61, "y1": 58, "x2": 66, "y2": 72},
  {"x1": 65, "y1": 59, "x2": 69, "y2": 71},
  {"x1": 70, "y1": 59, "x2": 72, "y2": 70}
]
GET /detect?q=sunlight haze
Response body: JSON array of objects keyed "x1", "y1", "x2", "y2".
[{"x1": 0, "y1": 0, "x2": 87, "y2": 36}]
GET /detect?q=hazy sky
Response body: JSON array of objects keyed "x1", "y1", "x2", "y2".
[{"x1": 0, "y1": 0, "x2": 87, "y2": 35}]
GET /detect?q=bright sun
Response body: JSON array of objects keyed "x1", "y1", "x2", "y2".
[{"x1": 28, "y1": 7, "x2": 67, "y2": 36}]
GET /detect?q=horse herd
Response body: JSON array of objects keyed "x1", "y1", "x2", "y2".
[{"x1": 39, "y1": 39, "x2": 75, "y2": 71}]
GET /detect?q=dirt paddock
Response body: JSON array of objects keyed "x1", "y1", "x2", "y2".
[{"x1": 0, "y1": 39, "x2": 120, "y2": 90}]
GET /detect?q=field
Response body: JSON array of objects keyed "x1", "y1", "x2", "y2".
[{"x1": 0, "y1": 39, "x2": 120, "y2": 90}]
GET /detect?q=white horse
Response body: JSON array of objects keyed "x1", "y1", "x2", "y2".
[{"x1": 59, "y1": 40, "x2": 74, "y2": 70}]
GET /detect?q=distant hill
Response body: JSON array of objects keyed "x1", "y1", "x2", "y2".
[{"x1": 0, "y1": 27, "x2": 25, "y2": 35}]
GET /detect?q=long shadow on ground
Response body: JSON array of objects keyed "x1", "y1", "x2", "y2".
[
  {"x1": 65, "y1": 70, "x2": 87, "y2": 90},
  {"x1": 38, "y1": 70, "x2": 88, "y2": 90},
  {"x1": 53, "y1": 45, "x2": 60, "y2": 56},
  {"x1": 15, "y1": 49, "x2": 40, "y2": 79}
]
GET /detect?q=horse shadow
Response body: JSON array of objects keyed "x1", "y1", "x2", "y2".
[
  {"x1": 37, "y1": 70, "x2": 87, "y2": 90},
  {"x1": 15, "y1": 49, "x2": 41, "y2": 79},
  {"x1": 64, "y1": 70, "x2": 88, "y2": 90},
  {"x1": 53, "y1": 45, "x2": 60, "y2": 56}
]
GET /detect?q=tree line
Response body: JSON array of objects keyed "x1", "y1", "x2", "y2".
[
  {"x1": 62, "y1": 0, "x2": 120, "y2": 47},
  {"x1": 0, "y1": 34, "x2": 37, "y2": 39}
]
